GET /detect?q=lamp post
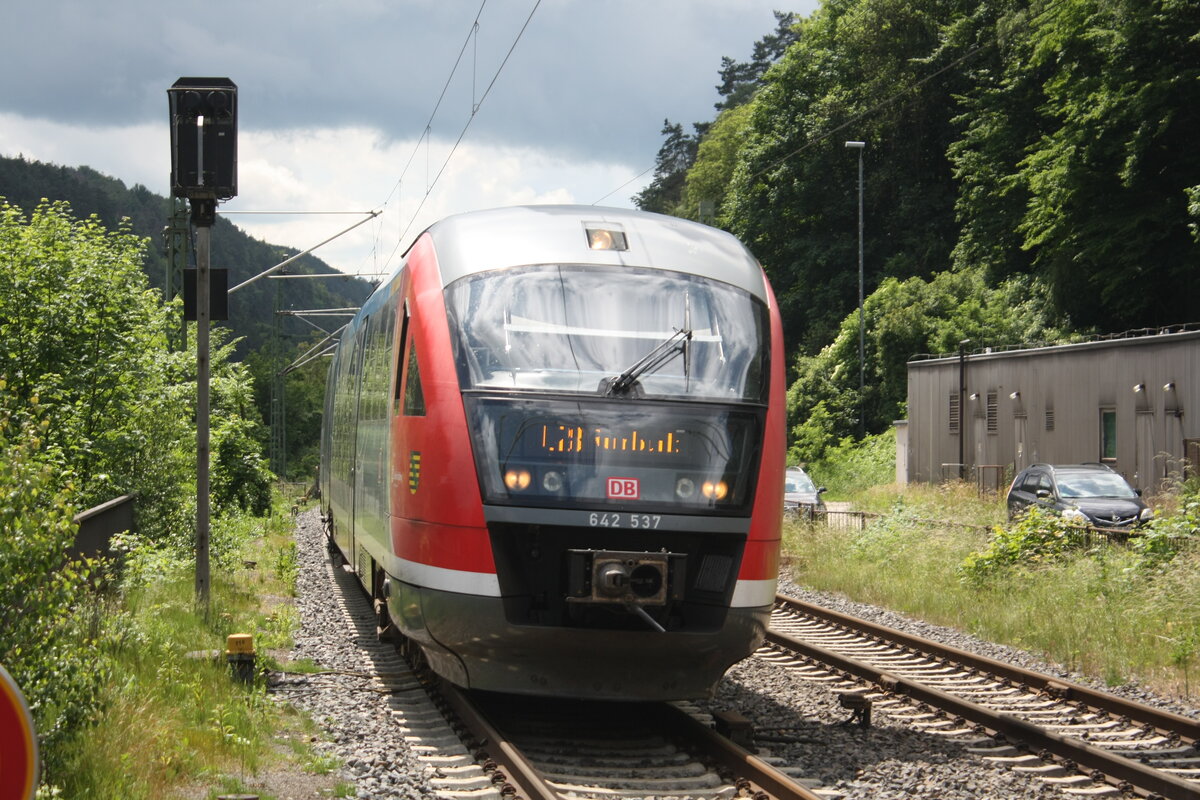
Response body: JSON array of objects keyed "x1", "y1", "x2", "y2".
[{"x1": 845, "y1": 141, "x2": 865, "y2": 438}]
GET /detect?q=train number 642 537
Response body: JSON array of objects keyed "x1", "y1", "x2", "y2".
[{"x1": 588, "y1": 512, "x2": 662, "y2": 529}]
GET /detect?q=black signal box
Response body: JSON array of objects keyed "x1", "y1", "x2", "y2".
[
  {"x1": 168, "y1": 77, "x2": 238, "y2": 200},
  {"x1": 183, "y1": 268, "x2": 229, "y2": 321}
]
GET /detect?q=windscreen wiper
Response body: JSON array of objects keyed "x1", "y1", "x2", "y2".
[{"x1": 604, "y1": 328, "x2": 693, "y2": 396}]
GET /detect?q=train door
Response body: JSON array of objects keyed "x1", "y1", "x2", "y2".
[
  {"x1": 352, "y1": 300, "x2": 400, "y2": 579},
  {"x1": 390, "y1": 299, "x2": 422, "y2": 522}
]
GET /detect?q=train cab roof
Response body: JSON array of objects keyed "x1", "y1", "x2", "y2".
[{"x1": 418, "y1": 205, "x2": 769, "y2": 303}]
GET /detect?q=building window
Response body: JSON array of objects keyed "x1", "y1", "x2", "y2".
[
  {"x1": 986, "y1": 391, "x2": 998, "y2": 433},
  {"x1": 1100, "y1": 408, "x2": 1117, "y2": 462},
  {"x1": 1045, "y1": 408, "x2": 1055, "y2": 431},
  {"x1": 948, "y1": 392, "x2": 960, "y2": 434}
]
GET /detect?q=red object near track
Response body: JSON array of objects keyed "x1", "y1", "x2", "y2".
[{"x1": 320, "y1": 205, "x2": 785, "y2": 699}]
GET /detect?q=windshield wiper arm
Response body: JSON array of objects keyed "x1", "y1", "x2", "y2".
[{"x1": 606, "y1": 328, "x2": 693, "y2": 396}]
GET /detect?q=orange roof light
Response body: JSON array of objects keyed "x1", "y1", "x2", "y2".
[{"x1": 585, "y1": 226, "x2": 628, "y2": 251}]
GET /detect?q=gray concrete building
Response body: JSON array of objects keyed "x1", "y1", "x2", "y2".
[{"x1": 904, "y1": 329, "x2": 1200, "y2": 494}]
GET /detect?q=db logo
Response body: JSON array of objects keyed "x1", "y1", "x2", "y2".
[{"x1": 606, "y1": 477, "x2": 640, "y2": 499}]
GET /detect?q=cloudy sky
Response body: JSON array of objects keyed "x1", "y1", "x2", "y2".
[{"x1": 0, "y1": 0, "x2": 817, "y2": 277}]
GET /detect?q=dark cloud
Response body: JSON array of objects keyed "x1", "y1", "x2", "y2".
[{"x1": 2, "y1": 0, "x2": 809, "y2": 166}]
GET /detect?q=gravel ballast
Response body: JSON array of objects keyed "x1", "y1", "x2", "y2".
[
  {"x1": 276, "y1": 509, "x2": 437, "y2": 799},
  {"x1": 278, "y1": 509, "x2": 1199, "y2": 799}
]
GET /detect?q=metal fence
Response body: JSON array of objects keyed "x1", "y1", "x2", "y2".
[
  {"x1": 797, "y1": 506, "x2": 1196, "y2": 550},
  {"x1": 71, "y1": 494, "x2": 136, "y2": 560},
  {"x1": 813, "y1": 509, "x2": 877, "y2": 531}
]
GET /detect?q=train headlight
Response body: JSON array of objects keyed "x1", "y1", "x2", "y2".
[
  {"x1": 542, "y1": 470, "x2": 564, "y2": 492},
  {"x1": 675, "y1": 477, "x2": 696, "y2": 499},
  {"x1": 504, "y1": 468, "x2": 532, "y2": 491},
  {"x1": 584, "y1": 225, "x2": 628, "y2": 251},
  {"x1": 701, "y1": 480, "x2": 729, "y2": 501}
]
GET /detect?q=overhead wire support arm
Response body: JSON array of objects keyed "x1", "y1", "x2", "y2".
[
  {"x1": 283, "y1": 342, "x2": 340, "y2": 375},
  {"x1": 227, "y1": 209, "x2": 380, "y2": 294},
  {"x1": 288, "y1": 314, "x2": 337, "y2": 336},
  {"x1": 281, "y1": 323, "x2": 348, "y2": 376},
  {"x1": 276, "y1": 308, "x2": 360, "y2": 316},
  {"x1": 277, "y1": 307, "x2": 359, "y2": 336},
  {"x1": 268, "y1": 273, "x2": 373, "y2": 280}
]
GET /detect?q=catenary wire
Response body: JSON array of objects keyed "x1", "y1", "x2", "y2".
[{"x1": 382, "y1": 0, "x2": 542, "y2": 271}]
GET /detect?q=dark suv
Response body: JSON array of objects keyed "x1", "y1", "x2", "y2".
[{"x1": 1006, "y1": 463, "x2": 1153, "y2": 528}]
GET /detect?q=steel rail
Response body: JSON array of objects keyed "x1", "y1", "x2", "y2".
[
  {"x1": 771, "y1": 595, "x2": 1200, "y2": 800},
  {"x1": 439, "y1": 684, "x2": 826, "y2": 800},
  {"x1": 652, "y1": 703, "x2": 827, "y2": 800},
  {"x1": 775, "y1": 594, "x2": 1200, "y2": 741},
  {"x1": 438, "y1": 680, "x2": 560, "y2": 800}
]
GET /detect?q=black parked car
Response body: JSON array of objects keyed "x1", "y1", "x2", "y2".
[
  {"x1": 784, "y1": 467, "x2": 826, "y2": 519},
  {"x1": 1006, "y1": 463, "x2": 1153, "y2": 528}
]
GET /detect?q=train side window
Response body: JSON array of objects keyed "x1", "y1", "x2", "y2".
[
  {"x1": 393, "y1": 301, "x2": 425, "y2": 417},
  {"x1": 393, "y1": 305, "x2": 410, "y2": 417},
  {"x1": 403, "y1": 343, "x2": 425, "y2": 416}
]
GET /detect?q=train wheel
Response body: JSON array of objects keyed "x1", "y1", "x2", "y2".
[{"x1": 373, "y1": 564, "x2": 398, "y2": 643}]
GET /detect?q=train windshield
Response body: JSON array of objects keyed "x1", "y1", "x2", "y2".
[{"x1": 445, "y1": 265, "x2": 768, "y2": 402}]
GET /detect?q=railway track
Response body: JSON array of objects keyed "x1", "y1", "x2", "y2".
[
  {"x1": 318, "y1": 537, "x2": 831, "y2": 800},
  {"x1": 767, "y1": 594, "x2": 1200, "y2": 800},
  {"x1": 440, "y1": 687, "x2": 831, "y2": 800}
]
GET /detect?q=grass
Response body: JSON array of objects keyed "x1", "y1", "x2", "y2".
[
  {"x1": 44, "y1": 492, "x2": 342, "y2": 799},
  {"x1": 785, "y1": 481, "x2": 1200, "y2": 698}
]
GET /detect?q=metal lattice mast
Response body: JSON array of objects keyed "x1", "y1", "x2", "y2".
[
  {"x1": 269, "y1": 276, "x2": 287, "y2": 480},
  {"x1": 163, "y1": 197, "x2": 190, "y2": 350}
]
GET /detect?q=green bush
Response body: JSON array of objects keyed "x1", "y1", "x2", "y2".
[
  {"x1": 1131, "y1": 487, "x2": 1200, "y2": 568},
  {"x1": 801, "y1": 427, "x2": 896, "y2": 497},
  {"x1": 0, "y1": 389, "x2": 109, "y2": 760},
  {"x1": 0, "y1": 199, "x2": 192, "y2": 542},
  {"x1": 213, "y1": 415, "x2": 274, "y2": 517},
  {"x1": 961, "y1": 505, "x2": 1091, "y2": 580},
  {"x1": 0, "y1": 199, "x2": 275, "y2": 541}
]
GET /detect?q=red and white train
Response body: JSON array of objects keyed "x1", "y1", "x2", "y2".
[{"x1": 320, "y1": 205, "x2": 785, "y2": 700}]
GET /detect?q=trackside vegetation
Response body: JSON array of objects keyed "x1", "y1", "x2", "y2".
[
  {"x1": 638, "y1": 0, "x2": 1200, "y2": 462},
  {"x1": 45, "y1": 500, "x2": 346, "y2": 799},
  {"x1": 0, "y1": 200, "x2": 320, "y2": 797},
  {"x1": 793, "y1": 442, "x2": 1200, "y2": 697}
]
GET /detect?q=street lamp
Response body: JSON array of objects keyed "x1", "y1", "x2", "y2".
[{"x1": 845, "y1": 141, "x2": 865, "y2": 438}]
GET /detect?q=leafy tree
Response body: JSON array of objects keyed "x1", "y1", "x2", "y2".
[
  {"x1": 951, "y1": 0, "x2": 1200, "y2": 329},
  {"x1": 0, "y1": 199, "x2": 272, "y2": 540},
  {"x1": 0, "y1": 199, "x2": 191, "y2": 537},
  {"x1": 678, "y1": 103, "x2": 756, "y2": 223},
  {"x1": 209, "y1": 330, "x2": 274, "y2": 516},
  {"x1": 714, "y1": 11, "x2": 802, "y2": 112},
  {"x1": 246, "y1": 331, "x2": 334, "y2": 482},
  {"x1": 0, "y1": 200, "x2": 280, "y2": 776},
  {"x1": 726, "y1": 0, "x2": 968, "y2": 353},
  {"x1": 788, "y1": 268, "x2": 1068, "y2": 462},
  {"x1": 946, "y1": 1, "x2": 1050, "y2": 284},
  {"x1": 632, "y1": 120, "x2": 702, "y2": 214}
]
